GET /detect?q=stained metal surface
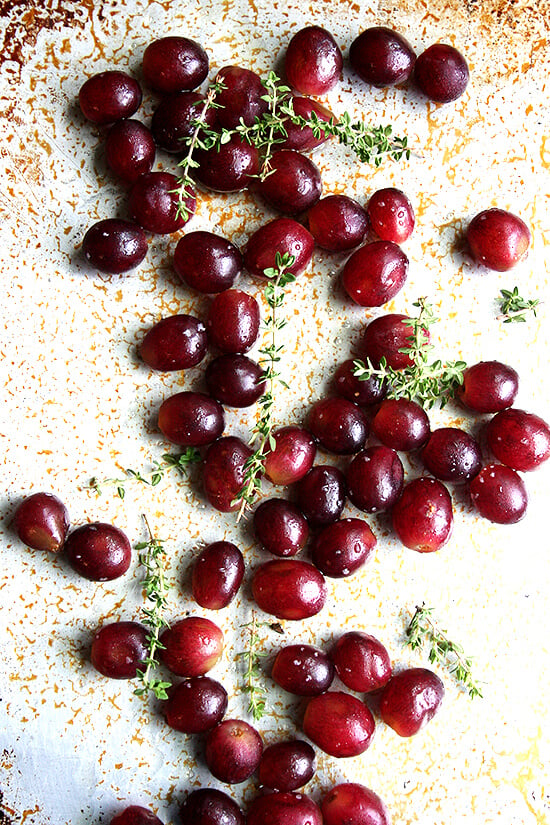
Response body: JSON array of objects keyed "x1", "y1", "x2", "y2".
[{"x1": 1, "y1": 1, "x2": 549, "y2": 823}]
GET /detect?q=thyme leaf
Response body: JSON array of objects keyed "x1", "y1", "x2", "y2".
[
  {"x1": 89, "y1": 448, "x2": 202, "y2": 499},
  {"x1": 497, "y1": 286, "x2": 540, "y2": 324},
  {"x1": 238, "y1": 614, "x2": 284, "y2": 720}
]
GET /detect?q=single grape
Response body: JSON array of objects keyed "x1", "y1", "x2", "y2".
[
  {"x1": 164, "y1": 676, "x2": 228, "y2": 733},
  {"x1": 295, "y1": 465, "x2": 346, "y2": 526},
  {"x1": 271, "y1": 644, "x2": 335, "y2": 696},
  {"x1": 215, "y1": 65, "x2": 269, "y2": 129},
  {"x1": 191, "y1": 541, "x2": 245, "y2": 609},
  {"x1": 247, "y1": 792, "x2": 323, "y2": 825},
  {"x1": 279, "y1": 96, "x2": 333, "y2": 151},
  {"x1": 253, "y1": 498, "x2": 309, "y2": 557},
  {"x1": 157, "y1": 391, "x2": 224, "y2": 447},
  {"x1": 91, "y1": 621, "x2": 148, "y2": 679},
  {"x1": 257, "y1": 150, "x2": 322, "y2": 215},
  {"x1": 350, "y1": 26, "x2": 416, "y2": 87},
  {"x1": 380, "y1": 667, "x2": 445, "y2": 736},
  {"x1": 469, "y1": 464, "x2": 528, "y2": 524},
  {"x1": 140, "y1": 315, "x2": 207, "y2": 371},
  {"x1": 206, "y1": 289, "x2": 260, "y2": 353},
  {"x1": 321, "y1": 783, "x2": 391, "y2": 825},
  {"x1": 205, "y1": 354, "x2": 266, "y2": 408},
  {"x1": 371, "y1": 399, "x2": 430, "y2": 452},
  {"x1": 205, "y1": 719, "x2": 263, "y2": 784},
  {"x1": 458, "y1": 360, "x2": 519, "y2": 413},
  {"x1": 359, "y1": 313, "x2": 423, "y2": 370},
  {"x1": 203, "y1": 436, "x2": 253, "y2": 512},
  {"x1": 82, "y1": 219, "x2": 148, "y2": 275},
  {"x1": 285, "y1": 25, "x2": 343, "y2": 94},
  {"x1": 65, "y1": 523, "x2": 132, "y2": 581},
  {"x1": 151, "y1": 91, "x2": 217, "y2": 152},
  {"x1": 303, "y1": 691, "x2": 375, "y2": 757},
  {"x1": 342, "y1": 241, "x2": 409, "y2": 307},
  {"x1": 331, "y1": 632, "x2": 392, "y2": 693},
  {"x1": 79, "y1": 71, "x2": 142, "y2": 124},
  {"x1": 392, "y1": 478, "x2": 453, "y2": 553},
  {"x1": 160, "y1": 616, "x2": 223, "y2": 677},
  {"x1": 367, "y1": 188, "x2": 415, "y2": 244},
  {"x1": 173, "y1": 231, "x2": 242, "y2": 294},
  {"x1": 180, "y1": 789, "x2": 244, "y2": 825},
  {"x1": 466, "y1": 208, "x2": 531, "y2": 271},
  {"x1": 105, "y1": 120, "x2": 155, "y2": 182},
  {"x1": 308, "y1": 397, "x2": 368, "y2": 455},
  {"x1": 129, "y1": 172, "x2": 194, "y2": 234},
  {"x1": 194, "y1": 135, "x2": 260, "y2": 192},
  {"x1": 258, "y1": 740, "x2": 316, "y2": 791},
  {"x1": 346, "y1": 446, "x2": 404, "y2": 514},
  {"x1": 310, "y1": 517, "x2": 376, "y2": 578},
  {"x1": 307, "y1": 195, "x2": 369, "y2": 253},
  {"x1": 421, "y1": 427, "x2": 482, "y2": 483},
  {"x1": 110, "y1": 806, "x2": 164, "y2": 825},
  {"x1": 142, "y1": 36, "x2": 209, "y2": 94},
  {"x1": 13, "y1": 492, "x2": 69, "y2": 552},
  {"x1": 244, "y1": 218, "x2": 314, "y2": 279},
  {"x1": 334, "y1": 359, "x2": 387, "y2": 406},
  {"x1": 414, "y1": 43, "x2": 469, "y2": 102},
  {"x1": 486, "y1": 408, "x2": 550, "y2": 471},
  {"x1": 263, "y1": 426, "x2": 317, "y2": 486},
  {"x1": 252, "y1": 560, "x2": 327, "y2": 620}
]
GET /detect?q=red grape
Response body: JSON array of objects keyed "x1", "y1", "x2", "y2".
[
  {"x1": 105, "y1": 120, "x2": 155, "y2": 182},
  {"x1": 342, "y1": 241, "x2": 408, "y2": 307},
  {"x1": 157, "y1": 391, "x2": 224, "y2": 447},
  {"x1": 194, "y1": 135, "x2": 260, "y2": 192},
  {"x1": 295, "y1": 465, "x2": 346, "y2": 526},
  {"x1": 205, "y1": 719, "x2": 263, "y2": 784},
  {"x1": 160, "y1": 616, "x2": 223, "y2": 677},
  {"x1": 173, "y1": 231, "x2": 243, "y2": 294},
  {"x1": 180, "y1": 789, "x2": 244, "y2": 825},
  {"x1": 346, "y1": 446, "x2": 404, "y2": 513},
  {"x1": 392, "y1": 478, "x2": 453, "y2": 553},
  {"x1": 206, "y1": 289, "x2": 260, "y2": 353},
  {"x1": 79, "y1": 71, "x2": 141, "y2": 124},
  {"x1": 307, "y1": 195, "x2": 369, "y2": 253},
  {"x1": 271, "y1": 644, "x2": 335, "y2": 696},
  {"x1": 83, "y1": 219, "x2": 148, "y2": 275},
  {"x1": 65, "y1": 522, "x2": 132, "y2": 581},
  {"x1": 469, "y1": 464, "x2": 528, "y2": 524},
  {"x1": 257, "y1": 150, "x2": 322, "y2": 215},
  {"x1": 13, "y1": 492, "x2": 69, "y2": 552},
  {"x1": 359, "y1": 313, "x2": 424, "y2": 370},
  {"x1": 111, "y1": 806, "x2": 163, "y2": 825},
  {"x1": 258, "y1": 740, "x2": 316, "y2": 791},
  {"x1": 263, "y1": 426, "x2": 317, "y2": 486},
  {"x1": 486, "y1": 408, "x2": 550, "y2": 471},
  {"x1": 458, "y1": 360, "x2": 518, "y2": 413},
  {"x1": 334, "y1": 359, "x2": 387, "y2": 406},
  {"x1": 191, "y1": 541, "x2": 245, "y2": 609},
  {"x1": 164, "y1": 676, "x2": 228, "y2": 733},
  {"x1": 285, "y1": 25, "x2": 343, "y2": 95},
  {"x1": 142, "y1": 36, "x2": 209, "y2": 94},
  {"x1": 244, "y1": 218, "x2": 314, "y2": 279},
  {"x1": 303, "y1": 691, "x2": 375, "y2": 757},
  {"x1": 310, "y1": 517, "x2": 376, "y2": 578},
  {"x1": 466, "y1": 208, "x2": 531, "y2": 271},
  {"x1": 421, "y1": 427, "x2": 482, "y2": 483},
  {"x1": 308, "y1": 397, "x2": 368, "y2": 455},
  {"x1": 203, "y1": 436, "x2": 253, "y2": 512},
  {"x1": 252, "y1": 560, "x2": 327, "y2": 620},
  {"x1": 321, "y1": 783, "x2": 391, "y2": 825},
  {"x1": 140, "y1": 315, "x2": 207, "y2": 371},
  {"x1": 350, "y1": 26, "x2": 415, "y2": 87},
  {"x1": 216, "y1": 66, "x2": 269, "y2": 129},
  {"x1": 414, "y1": 43, "x2": 469, "y2": 103},
  {"x1": 253, "y1": 498, "x2": 309, "y2": 557},
  {"x1": 91, "y1": 621, "x2": 147, "y2": 679},
  {"x1": 331, "y1": 632, "x2": 392, "y2": 693},
  {"x1": 371, "y1": 399, "x2": 430, "y2": 452},
  {"x1": 247, "y1": 792, "x2": 322, "y2": 825},
  {"x1": 367, "y1": 188, "x2": 415, "y2": 244},
  {"x1": 129, "y1": 172, "x2": 194, "y2": 234},
  {"x1": 205, "y1": 354, "x2": 266, "y2": 408},
  {"x1": 380, "y1": 667, "x2": 444, "y2": 736},
  {"x1": 279, "y1": 96, "x2": 333, "y2": 151},
  {"x1": 151, "y1": 91, "x2": 216, "y2": 152}
]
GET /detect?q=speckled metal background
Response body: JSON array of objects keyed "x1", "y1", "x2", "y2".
[{"x1": 0, "y1": 1, "x2": 549, "y2": 823}]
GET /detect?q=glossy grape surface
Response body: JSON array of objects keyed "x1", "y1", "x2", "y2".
[
  {"x1": 164, "y1": 676, "x2": 228, "y2": 733},
  {"x1": 129, "y1": 172, "x2": 194, "y2": 234},
  {"x1": 206, "y1": 290, "x2": 260, "y2": 353},
  {"x1": 157, "y1": 391, "x2": 224, "y2": 447},
  {"x1": 205, "y1": 354, "x2": 265, "y2": 408},
  {"x1": 195, "y1": 136, "x2": 260, "y2": 192},
  {"x1": 205, "y1": 719, "x2": 263, "y2": 784},
  {"x1": 321, "y1": 783, "x2": 391, "y2": 825},
  {"x1": 140, "y1": 315, "x2": 207, "y2": 371},
  {"x1": 367, "y1": 188, "x2": 415, "y2": 243},
  {"x1": 151, "y1": 91, "x2": 216, "y2": 152},
  {"x1": 271, "y1": 644, "x2": 335, "y2": 696},
  {"x1": 380, "y1": 667, "x2": 445, "y2": 736},
  {"x1": 91, "y1": 621, "x2": 147, "y2": 679},
  {"x1": 359, "y1": 313, "x2": 420, "y2": 370},
  {"x1": 13, "y1": 492, "x2": 70, "y2": 552},
  {"x1": 252, "y1": 560, "x2": 327, "y2": 620},
  {"x1": 263, "y1": 426, "x2": 317, "y2": 486},
  {"x1": 279, "y1": 96, "x2": 333, "y2": 151},
  {"x1": 244, "y1": 218, "x2": 314, "y2": 279},
  {"x1": 105, "y1": 120, "x2": 155, "y2": 182},
  {"x1": 247, "y1": 792, "x2": 323, "y2": 825},
  {"x1": 414, "y1": 43, "x2": 469, "y2": 102},
  {"x1": 311, "y1": 517, "x2": 376, "y2": 578},
  {"x1": 65, "y1": 522, "x2": 132, "y2": 581},
  {"x1": 346, "y1": 446, "x2": 404, "y2": 513},
  {"x1": 486, "y1": 408, "x2": 550, "y2": 471},
  {"x1": 295, "y1": 465, "x2": 346, "y2": 526},
  {"x1": 331, "y1": 632, "x2": 392, "y2": 693},
  {"x1": 342, "y1": 241, "x2": 408, "y2": 306},
  {"x1": 216, "y1": 65, "x2": 269, "y2": 128},
  {"x1": 308, "y1": 397, "x2": 368, "y2": 455},
  {"x1": 303, "y1": 691, "x2": 375, "y2": 757},
  {"x1": 258, "y1": 740, "x2": 316, "y2": 791},
  {"x1": 203, "y1": 437, "x2": 253, "y2": 512},
  {"x1": 160, "y1": 616, "x2": 223, "y2": 677},
  {"x1": 421, "y1": 427, "x2": 482, "y2": 483},
  {"x1": 285, "y1": 25, "x2": 343, "y2": 94},
  {"x1": 173, "y1": 231, "x2": 242, "y2": 293},
  {"x1": 469, "y1": 464, "x2": 528, "y2": 524},
  {"x1": 142, "y1": 36, "x2": 209, "y2": 94},
  {"x1": 392, "y1": 478, "x2": 453, "y2": 553},
  {"x1": 111, "y1": 806, "x2": 164, "y2": 825},
  {"x1": 350, "y1": 26, "x2": 416, "y2": 87},
  {"x1": 458, "y1": 361, "x2": 519, "y2": 413},
  {"x1": 79, "y1": 71, "x2": 142, "y2": 124},
  {"x1": 466, "y1": 208, "x2": 531, "y2": 271},
  {"x1": 180, "y1": 789, "x2": 244, "y2": 825},
  {"x1": 253, "y1": 499, "x2": 309, "y2": 557},
  {"x1": 307, "y1": 195, "x2": 369, "y2": 252},
  {"x1": 191, "y1": 541, "x2": 245, "y2": 609},
  {"x1": 334, "y1": 359, "x2": 387, "y2": 406},
  {"x1": 371, "y1": 399, "x2": 430, "y2": 451},
  {"x1": 257, "y1": 150, "x2": 322, "y2": 215},
  {"x1": 83, "y1": 219, "x2": 148, "y2": 275}
]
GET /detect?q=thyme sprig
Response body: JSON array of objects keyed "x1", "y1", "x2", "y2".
[
  {"x1": 353, "y1": 298, "x2": 467, "y2": 409},
  {"x1": 89, "y1": 448, "x2": 202, "y2": 499},
  {"x1": 405, "y1": 603, "x2": 483, "y2": 699},
  {"x1": 238, "y1": 614, "x2": 284, "y2": 720},
  {"x1": 233, "y1": 252, "x2": 296, "y2": 519},
  {"x1": 497, "y1": 286, "x2": 540, "y2": 324},
  {"x1": 134, "y1": 515, "x2": 172, "y2": 700}
]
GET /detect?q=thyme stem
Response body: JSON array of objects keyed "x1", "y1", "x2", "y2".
[
  {"x1": 497, "y1": 286, "x2": 540, "y2": 324},
  {"x1": 89, "y1": 448, "x2": 202, "y2": 499},
  {"x1": 238, "y1": 614, "x2": 284, "y2": 720}
]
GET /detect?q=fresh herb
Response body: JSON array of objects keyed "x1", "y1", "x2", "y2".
[
  {"x1": 353, "y1": 298, "x2": 467, "y2": 409},
  {"x1": 405, "y1": 603, "x2": 483, "y2": 699},
  {"x1": 89, "y1": 448, "x2": 202, "y2": 499},
  {"x1": 134, "y1": 515, "x2": 172, "y2": 700},
  {"x1": 257, "y1": 72, "x2": 293, "y2": 179},
  {"x1": 497, "y1": 286, "x2": 540, "y2": 323},
  {"x1": 238, "y1": 614, "x2": 284, "y2": 720},
  {"x1": 233, "y1": 252, "x2": 296, "y2": 518}
]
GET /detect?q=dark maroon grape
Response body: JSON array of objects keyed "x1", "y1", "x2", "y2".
[
  {"x1": 303, "y1": 692, "x2": 375, "y2": 757},
  {"x1": 309, "y1": 397, "x2": 368, "y2": 455},
  {"x1": 346, "y1": 446, "x2": 404, "y2": 513},
  {"x1": 244, "y1": 218, "x2": 314, "y2": 279},
  {"x1": 205, "y1": 354, "x2": 266, "y2": 408},
  {"x1": 247, "y1": 792, "x2": 322, "y2": 825},
  {"x1": 342, "y1": 241, "x2": 408, "y2": 307},
  {"x1": 371, "y1": 399, "x2": 430, "y2": 451},
  {"x1": 13, "y1": 492, "x2": 69, "y2": 552},
  {"x1": 254, "y1": 499, "x2": 309, "y2": 557},
  {"x1": 334, "y1": 360, "x2": 386, "y2": 406},
  {"x1": 331, "y1": 632, "x2": 392, "y2": 693},
  {"x1": 91, "y1": 621, "x2": 147, "y2": 679},
  {"x1": 258, "y1": 741, "x2": 316, "y2": 791},
  {"x1": 272, "y1": 644, "x2": 334, "y2": 696},
  {"x1": 105, "y1": 120, "x2": 155, "y2": 182},
  {"x1": 295, "y1": 465, "x2": 346, "y2": 526},
  {"x1": 392, "y1": 478, "x2": 453, "y2": 553},
  {"x1": 367, "y1": 188, "x2": 415, "y2": 244},
  {"x1": 279, "y1": 96, "x2": 333, "y2": 151},
  {"x1": 458, "y1": 361, "x2": 518, "y2": 413},
  {"x1": 257, "y1": 150, "x2": 322, "y2": 215},
  {"x1": 421, "y1": 427, "x2": 482, "y2": 482},
  {"x1": 140, "y1": 315, "x2": 207, "y2": 371},
  {"x1": 174, "y1": 231, "x2": 242, "y2": 293},
  {"x1": 311, "y1": 518, "x2": 376, "y2": 578},
  {"x1": 79, "y1": 71, "x2": 141, "y2": 124},
  {"x1": 206, "y1": 290, "x2": 260, "y2": 353},
  {"x1": 142, "y1": 36, "x2": 209, "y2": 94},
  {"x1": 129, "y1": 172, "x2": 194, "y2": 234},
  {"x1": 194, "y1": 136, "x2": 260, "y2": 192},
  {"x1": 160, "y1": 617, "x2": 223, "y2": 677},
  {"x1": 263, "y1": 427, "x2": 317, "y2": 486},
  {"x1": 83, "y1": 219, "x2": 148, "y2": 274},
  {"x1": 158, "y1": 391, "x2": 224, "y2": 447},
  {"x1": 205, "y1": 719, "x2": 263, "y2": 784},
  {"x1": 164, "y1": 676, "x2": 228, "y2": 733},
  {"x1": 111, "y1": 806, "x2": 164, "y2": 825},
  {"x1": 151, "y1": 91, "x2": 216, "y2": 152},
  {"x1": 321, "y1": 783, "x2": 391, "y2": 825},
  {"x1": 215, "y1": 66, "x2": 269, "y2": 129},
  {"x1": 350, "y1": 27, "x2": 415, "y2": 87},
  {"x1": 203, "y1": 436, "x2": 253, "y2": 512},
  {"x1": 180, "y1": 789, "x2": 244, "y2": 825},
  {"x1": 469, "y1": 464, "x2": 527, "y2": 524},
  {"x1": 252, "y1": 560, "x2": 327, "y2": 620},
  {"x1": 65, "y1": 523, "x2": 131, "y2": 581},
  {"x1": 486, "y1": 409, "x2": 550, "y2": 471},
  {"x1": 307, "y1": 195, "x2": 369, "y2": 252},
  {"x1": 414, "y1": 43, "x2": 469, "y2": 102},
  {"x1": 285, "y1": 26, "x2": 343, "y2": 95},
  {"x1": 466, "y1": 209, "x2": 530, "y2": 271},
  {"x1": 360, "y1": 313, "x2": 423, "y2": 370},
  {"x1": 192, "y1": 541, "x2": 245, "y2": 609},
  {"x1": 380, "y1": 667, "x2": 444, "y2": 736}
]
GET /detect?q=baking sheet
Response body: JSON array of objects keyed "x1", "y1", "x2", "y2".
[{"x1": 1, "y1": 1, "x2": 549, "y2": 823}]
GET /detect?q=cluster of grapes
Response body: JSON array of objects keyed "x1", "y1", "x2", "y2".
[{"x1": 12, "y1": 19, "x2": 550, "y2": 825}]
